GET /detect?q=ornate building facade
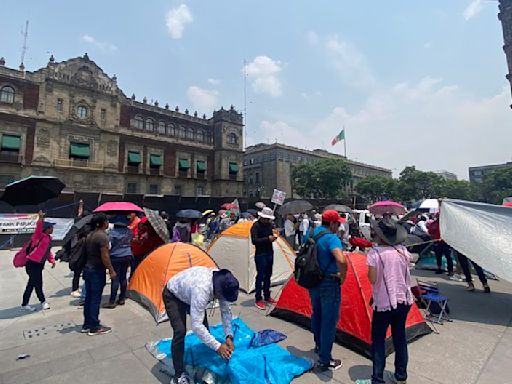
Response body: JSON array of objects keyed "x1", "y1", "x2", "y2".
[
  {"x1": 243, "y1": 143, "x2": 391, "y2": 198},
  {"x1": 0, "y1": 54, "x2": 244, "y2": 197}
]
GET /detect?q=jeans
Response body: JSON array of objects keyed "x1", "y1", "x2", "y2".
[
  {"x1": 309, "y1": 279, "x2": 341, "y2": 364},
  {"x1": 83, "y1": 266, "x2": 106, "y2": 330},
  {"x1": 163, "y1": 287, "x2": 209, "y2": 378},
  {"x1": 434, "y1": 241, "x2": 453, "y2": 273},
  {"x1": 22, "y1": 260, "x2": 46, "y2": 305},
  {"x1": 371, "y1": 303, "x2": 411, "y2": 384},
  {"x1": 72, "y1": 268, "x2": 83, "y2": 292},
  {"x1": 457, "y1": 252, "x2": 487, "y2": 285},
  {"x1": 254, "y1": 252, "x2": 274, "y2": 302},
  {"x1": 109, "y1": 257, "x2": 130, "y2": 304}
]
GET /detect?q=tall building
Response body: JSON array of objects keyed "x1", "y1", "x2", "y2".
[
  {"x1": 434, "y1": 170, "x2": 458, "y2": 181},
  {"x1": 243, "y1": 143, "x2": 391, "y2": 198},
  {"x1": 469, "y1": 162, "x2": 512, "y2": 183},
  {"x1": 499, "y1": 0, "x2": 512, "y2": 105},
  {"x1": 0, "y1": 54, "x2": 244, "y2": 197}
]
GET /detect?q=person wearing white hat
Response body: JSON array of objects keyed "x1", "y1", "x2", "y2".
[{"x1": 251, "y1": 207, "x2": 277, "y2": 310}]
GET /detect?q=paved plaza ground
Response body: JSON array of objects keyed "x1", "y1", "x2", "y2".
[{"x1": 0, "y1": 248, "x2": 511, "y2": 384}]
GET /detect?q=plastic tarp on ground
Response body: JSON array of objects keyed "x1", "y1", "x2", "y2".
[
  {"x1": 271, "y1": 252, "x2": 431, "y2": 358},
  {"x1": 207, "y1": 221, "x2": 295, "y2": 292},
  {"x1": 146, "y1": 318, "x2": 312, "y2": 384},
  {"x1": 440, "y1": 199, "x2": 512, "y2": 283},
  {"x1": 127, "y1": 242, "x2": 217, "y2": 322}
]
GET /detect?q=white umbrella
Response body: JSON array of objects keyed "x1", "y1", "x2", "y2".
[{"x1": 419, "y1": 199, "x2": 439, "y2": 212}]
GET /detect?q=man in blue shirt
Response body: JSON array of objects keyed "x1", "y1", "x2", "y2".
[{"x1": 309, "y1": 210, "x2": 347, "y2": 371}]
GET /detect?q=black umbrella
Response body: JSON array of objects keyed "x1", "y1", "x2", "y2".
[
  {"x1": 176, "y1": 209, "x2": 203, "y2": 219},
  {"x1": 61, "y1": 214, "x2": 94, "y2": 245},
  {"x1": 324, "y1": 204, "x2": 353, "y2": 214},
  {"x1": 0, "y1": 176, "x2": 65, "y2": 206},
  {"x1": 278, "y1": 200, "x2": 314, "y2": 216}
]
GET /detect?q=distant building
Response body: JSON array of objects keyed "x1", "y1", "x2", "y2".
[
  {"x1": 469, "y1": 162, "x2": 512, "y2": 183},
  {"x1": 243, "y1": 143, "x2": 392, "y2": 198},
  {"x1": 434, "y1": 170, "x2": 457, "y2": 181},
  {"x1": 0, "y1": 54, "x2": 243, "y2": 197}
]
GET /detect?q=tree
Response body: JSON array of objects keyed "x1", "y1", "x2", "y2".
[
  {"x1": 292, "y1": 158, "x2": 351, "y2": 198},
  {"x1": 356, "y1": 176, "x2": 399, "y2": 202},
  {"x1": 441, "y1": 180, "x2": 476, "y2": 201},
  {"x1": 398, "y1": 166, "x2": 445, "y2": 202},
  {"x1": 480, "y1": 167, "x2": 512, "y2": 204}
]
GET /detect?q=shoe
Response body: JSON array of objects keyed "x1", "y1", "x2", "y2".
[
  {"x1": 171, "y1": 373, "x2": 190, "y2": 384},
  {"x1": 102, "y1": 302, "x2": 116, "y2": 309},
  {"x1": 265, "y1": 297, "x2": 278, "y2": 305},
  {"x1": 387, "y1": 371, "x2": 407, "y2": 383},
  {"x1": 71, "y1": 290, "x2": 81, "y2": 298},
  {"x1": 447, "y1": 272, "x2": 454, "y2": 277},
  {"x1": 116, "y1": 299, "x2": 125, "y2": 306},
  {"x1": 20, "y1": 305, "x2": 36, "y2": 312},
  {"x1": 483, "y1": 285, "x2": 491, "y2": 293},
  {"x1": 42, "y1": 302, "x2": 50, "y2": 310},
  {"x1": 466, "y1": 282, "x2": 475, "y2": 292},
  {"x1": 315, "y1": 358, "x2": 342, "y2": 371},
  {"x1": 255, "y1": 300, "x2": 266, "y2": 310},
  {"x1": 435, "y1": 270, "x2": 443, "y2": 275},
  {"x1": 88, "y1": 326, "x2": 112, "y2": 336},
  {"x1": 77, "y1": 300, "x2": 85, "y2": 307},
  {"x1": 449, "y1": 274, "x2": 463, "y2": 282},
  {"x1": 81, "y1": 326, "x2": 90, "y2": 333}
]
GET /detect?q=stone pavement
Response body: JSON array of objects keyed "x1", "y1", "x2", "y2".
[{"x1": 0, "y1": 248, "x2": 511, "y2": 384}]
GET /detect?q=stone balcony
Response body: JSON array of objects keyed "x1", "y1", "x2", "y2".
[{"x1": 54, "y1": 158, "x2": 104, "y2": 171}]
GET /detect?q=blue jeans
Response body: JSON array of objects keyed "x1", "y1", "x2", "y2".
[
  {"x1": 254, "y1": 252, "x2": 273, "y2": 302},
  {"x1": 109, "y1": 257, "x2": 130, "y2": 304},
  {"x1": 371, "y1": 303, "x2": 411, "y2": 384},
  {"x1": 309, "y1": 279, "x2": 341, "y2": 364},
  {"x1": 83, "y1": 266, "x2": 106, "y2": 330}
]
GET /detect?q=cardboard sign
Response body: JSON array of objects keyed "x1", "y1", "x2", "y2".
[{"x1": 271, "y1": 189, "x2": 286, "y2": 206}]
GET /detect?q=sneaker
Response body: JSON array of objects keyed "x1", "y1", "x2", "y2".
[
  {"x1": 315, "y1": 358, "x2": 342, "y2": 371},
  {"x1": 20, "y1": 305, "x2": 36, "y2": 312},
  {"x1": 265, "y1": 297, "x2": 278, "y2": 305},
  {"x1": 466, "y1": 282, "x2": 475, "y2": 292},
  {"x1": 81, "y1": 326, "x2": 90, "y2": 333},
  {"x1": 449, "y1": 274, "x2": 463, "y2": 282},
  {"x1": 42, "y1": 302, "x2": 50, "y2": 310},
  {"x1": 70, "y1": 290, "x2": 81, "y2": 298},
  {"x1": 171, "y1": 373, "x2": 190, "y2": 384},
  {"x1": 88, "y1": 326, "x2": 112, "y2": 336},
  {"x1": 255, "y1": 300, "x2": 266, "y2": 310},
  {"x1": 102, "y1": 302, "x2": 116, "y2": 309}
]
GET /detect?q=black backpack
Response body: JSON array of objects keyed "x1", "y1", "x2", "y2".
[
  {"x1": 68, "y1": 237, "x2": 88, "y2": 271},
  {"x1": 294, "y1": 230, "x2": 331, "y2": 289}
]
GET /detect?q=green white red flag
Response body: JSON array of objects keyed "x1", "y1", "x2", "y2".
[{"x1": 331, "y1": 129, "x2": 345, "y2": 146}]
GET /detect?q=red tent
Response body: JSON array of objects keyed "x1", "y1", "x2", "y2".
[{"x1": 271, "y1": 252, "x2": 431, "y2": 358}]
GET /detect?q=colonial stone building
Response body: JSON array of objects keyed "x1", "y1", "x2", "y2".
[
  {"x1": 243, "y1": 143, "x2": 391, "y2": 198},
  {"x1": 0, "y1": 54, "x2": 244, "y2": 197}
]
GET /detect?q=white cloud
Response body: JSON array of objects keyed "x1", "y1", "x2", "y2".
[
  {"x1": 81, "y1": 34, "x2": 117, "y2": 52},
  {"x1": 325, "y1": 35, "x2": 376, "y2": 89},
  {"x1": 245, "y1": 56, "x2": 282, "y2": 97},
  {"x1": 186, "y1": 86, "x2": 219, "y2": 113},
  {"x1": 463, "y1": 0, "x2": 484, "y2": 21},
  {"x1": 166, "y1": 4, "x2": 193, "y2": 39},
  {"x1": 207, "y1": 78, "x2": 221, "y2": 86},
  {"x1": 254, "y1": 79, "x2": 512, "y2": 179}
]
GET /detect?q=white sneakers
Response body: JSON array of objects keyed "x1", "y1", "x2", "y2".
[
  {"x1": 20, "y1": 305, "x2": 36, "y2": 312},
  {"x1": 171, "y1": 374, "x2": 190, "y2": 384},
  {"x1": 70, "y1": 290, "x2": 81, "y2": 298},
  {"x1": 42, "y1": 302, "x2": 50, "y2": 310}
]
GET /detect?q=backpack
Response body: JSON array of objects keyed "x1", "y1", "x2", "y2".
[
  {"x1": 13, "y1": 238, "x2": 42, "y2": 268},
  {"x1": 294, "y1": 230, "x2": 332, "y2": 289},
  {"x1": 68, "y1": 236, "x2": 87, "y2": 271}
]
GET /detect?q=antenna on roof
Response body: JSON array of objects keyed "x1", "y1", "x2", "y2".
[{"x1": 20, "y1": 20, "x2": 29, "y2": 68}]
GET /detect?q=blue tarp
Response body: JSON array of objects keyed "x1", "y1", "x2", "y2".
[{"x1": 147, "y1": 318, "x2": 312, "y2": 384}]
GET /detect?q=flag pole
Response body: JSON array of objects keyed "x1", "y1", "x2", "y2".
[{"x1": 343, "y1": 125, "x2": 347, "y2": 158}]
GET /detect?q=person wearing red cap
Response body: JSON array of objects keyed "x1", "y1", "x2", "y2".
[{"x1": 309, "y1": 209, "x2": 347, "y2": 371}]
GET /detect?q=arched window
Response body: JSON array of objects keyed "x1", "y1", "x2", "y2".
[
  {"x1": 133, "y1": 115, "x2": 144, "y2": 130},
  {"x1": 196, "y1": 129, "x2": 204, "y2": 142},
  {"x1": 167, "y1": 123, "x2": 176, "y2": 136},
  {"x1": 186, "y1": 128, "x2": 194, "y2": 140},
  {"x1": 178, "y1": 126, "x2": 186, "y2": 138},
  {"x1": 145, "y1": 118, "x2": 154, "y2": 132},
  {"x1": 0, "y1": 86, "x2": 15, "y2": 103},
  {"x1": 158, "y1": 121, "x2": 166, "y2": 134},
  {"x1": 227, "y1": 133, "x2": 238, "y2": 144},
  {"x1": 76, "y1": 105, "x2": 89, "y2": 119}
]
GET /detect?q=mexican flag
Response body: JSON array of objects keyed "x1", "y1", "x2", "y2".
[{"x1": 331, "y1": 129, "x2": 345, "y2": 146}]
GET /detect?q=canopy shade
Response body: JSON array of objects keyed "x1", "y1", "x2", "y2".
[
  {"x1": 1, "y1": 134, "x2": 21, "y2": 150},
  {"x1": 196, "y1": 160, "x2": 206, "y2": 171},
  {"x1": 229, "y1": 162, "x2": 239, "y2": 173},
  {"x1": 69, "y1": 142, "x2": 90, "y2": 159},
  {"x1": 149, "y1": 154, "x2": 162, "y2": 166},
  {"x1": 179, "y1": 159, "x2": 190, "y2": 169},
  {"x1": 128, "y1": 151, "x2": 141, "y2": 164}
]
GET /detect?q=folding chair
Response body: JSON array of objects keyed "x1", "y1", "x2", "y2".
[{"x1": 420, "y1": 292, "x2": 451, "y2": 326}]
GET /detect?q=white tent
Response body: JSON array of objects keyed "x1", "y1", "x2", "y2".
[
  {"x1": 207, "y1": 221, "x2": 296, "y2": 292},
  {"x1": 419, "y1": 199, "x2": 439, "y2": 212}
]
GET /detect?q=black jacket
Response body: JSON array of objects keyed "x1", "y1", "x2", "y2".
[{"x1": 251, "y1": 220, "x2": 274, "y2": 255}]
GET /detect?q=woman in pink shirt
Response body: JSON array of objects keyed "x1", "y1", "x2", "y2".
[{"x1": 363, "y1": 218, "x2": 414, "y2": 384}]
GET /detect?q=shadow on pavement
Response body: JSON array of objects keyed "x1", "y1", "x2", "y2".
[
  {"x1": 150, "y1": 362, "x2": 172, "y2": 384},
  {"x1": 0, "y1": 305, "x2": 40, "y2": 319},
  {"x1": 49, "y1": 287, "x2": 71, "y2": 298},
  {"x1": 286, "y1": 345, "x2": 331, "y2": 382},
  {"x1": 348, "y1": 364, "x2": 373, "y2": 382}
]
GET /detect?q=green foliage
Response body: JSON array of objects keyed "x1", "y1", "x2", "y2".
[
  {"x1": 480, "y1": 167, "x2": 512, "y2": 204},
  {"x1": 356, "y1": 176, "x2": 399, "y2": 201},
  {"x1": 292, "y1": 158, "x2": 351, "y2": 198}
]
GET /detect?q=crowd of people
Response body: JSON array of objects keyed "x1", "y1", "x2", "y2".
[{"x1": 15, "y1": 198, "x2": 492, "y2": 384}]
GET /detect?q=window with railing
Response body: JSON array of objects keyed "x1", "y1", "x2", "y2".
[
  {"x1": 158, "y1": 121, "x2": 166, "y2": 134},
  {"x1": 0, "y1": 86, "x2": 15, "y2": 103}
]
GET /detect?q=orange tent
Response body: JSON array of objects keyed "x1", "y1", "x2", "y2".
[{"x1": 127, "y1": 242, "x2": 217, "y2": 322}]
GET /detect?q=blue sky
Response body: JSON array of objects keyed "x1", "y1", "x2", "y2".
[{"x1": 1, "y1": 1, "x2": 510, "y2": 178}]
